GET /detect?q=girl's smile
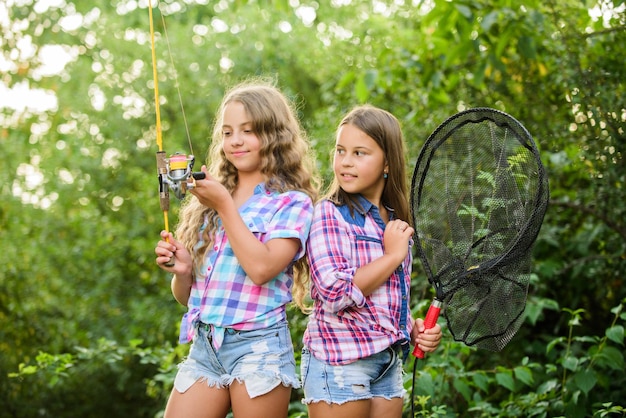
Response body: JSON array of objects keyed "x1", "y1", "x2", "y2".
[{"x1": 221, "y1": 101, "x2": 262, "y2": 179}]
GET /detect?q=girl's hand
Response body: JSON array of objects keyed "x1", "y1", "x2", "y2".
[
  {"x1": 154, "y1": 230, "x2": 193, "y2": 277},
  {"x1": 411, "y1": 317, "x2": 442, "y2": 353},
  {"x1": 188, "y1": 165, "x2": 231, "y2": 211},
  {"x1": 383, "y1": 219, "x2": 414, "y2": 264}
]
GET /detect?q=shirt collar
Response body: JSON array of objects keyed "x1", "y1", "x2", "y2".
[
  {"x1": 339, "y1": 194, "x2": 395, "y2": 229},
  {"x1": 353, "y1": 194, "x2": 395, "y2": 218}
]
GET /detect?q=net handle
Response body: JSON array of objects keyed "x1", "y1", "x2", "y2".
[{"x1": 412, "y1": 298, "x2": 442, "y2": 358}]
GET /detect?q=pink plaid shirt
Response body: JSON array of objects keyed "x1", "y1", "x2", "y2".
[{"x1": 303, "y1": 195, "x2": 413, "y2": 365}]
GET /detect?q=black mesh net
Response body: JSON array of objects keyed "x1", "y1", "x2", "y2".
[{"x1": 411, "y1": 108, "x2": 549, "y2": 351}]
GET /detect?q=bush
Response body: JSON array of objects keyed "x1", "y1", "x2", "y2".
[{"x1": 7, "y1": 299, "x2": 624, "y2": 417}]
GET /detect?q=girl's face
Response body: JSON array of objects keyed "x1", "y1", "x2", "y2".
[
  {"x1": 221, "y1": 101, "x2": 262, "y2": 177},
  {"x1": 334, "y1": 123, "x2": 387, "y2": 204}
]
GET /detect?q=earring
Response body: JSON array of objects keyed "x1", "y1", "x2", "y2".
[{"x1": 383, "y1": 172, "x2": 388, "y2": 179}]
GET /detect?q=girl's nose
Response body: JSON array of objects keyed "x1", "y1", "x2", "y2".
[
  {"x1": 229, "y1": 132, "x2": 244, "y2": 146},
  {"x1": 341, "y1": 155, "x2": 353, "y2": 166}
]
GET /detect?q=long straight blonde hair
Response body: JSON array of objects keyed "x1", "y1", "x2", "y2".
[{"x1": 175, "y1": 79, "x2": 319, "y2": 311}]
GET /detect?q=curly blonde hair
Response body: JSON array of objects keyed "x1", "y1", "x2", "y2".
[{"x1": 174, "y1": 79, "x2": 319, "y2": 311}]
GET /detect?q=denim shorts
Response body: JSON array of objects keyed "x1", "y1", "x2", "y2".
[
  {"x1": 300, "y1": 345, "x2": 406, "y2": 405},
  {"x1": 173, "y1": 320, "x2": 299, "y2": 398}
]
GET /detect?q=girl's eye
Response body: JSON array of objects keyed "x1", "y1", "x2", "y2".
[
  {"x1": 223, "y1": 131, "x2": 232, "y2": 137},
  {"x1": 336, "y1": 149, "x2": 345, "y2": 155}
]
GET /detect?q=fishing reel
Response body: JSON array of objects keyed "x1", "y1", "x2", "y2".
[{"x1": 156, "y1": 152, "x2": 206, "y2": 208}]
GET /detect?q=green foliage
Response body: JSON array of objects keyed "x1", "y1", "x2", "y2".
[
  {"x1": 6, "y1": 339, "x2": 173, "y2": 418},
  {"x1": 8, "y1": 299, "x2": 624, "y2": 417},
  {"x1": 404, "y1": 299, "x2": 626, "y2": 417}
]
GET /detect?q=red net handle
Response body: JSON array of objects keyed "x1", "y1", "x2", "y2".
[{"x1": 412, "y1": 298, "x2": 442, "y2": 358}]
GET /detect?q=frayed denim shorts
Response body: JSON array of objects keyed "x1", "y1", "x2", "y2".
[
  {"x1": 173, "y1": 320, "x2": 299, "y2": 399},
  {"x1": 300, "y1": 345, "x2": 406, "y2": 405}
]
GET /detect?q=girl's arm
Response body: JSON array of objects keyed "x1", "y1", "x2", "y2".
[
  {"x1": 170, "y1": 274, "x2": 193, "y2": 306},
  {"x1": 308, "y1": 202, "x2": 412, "y2": 307},
  {"x1": 307, "y1": 203, "x2": 360, "y2": 311},
  {"x1": 218, "y1": 197, "x2": 301, "y2": 285},
  {"x1": 352, "y1": 219, "x2": 413, "y2": 296},
  {"x1": 190, "y1": 171, "x2": 308, "y2": 285}
]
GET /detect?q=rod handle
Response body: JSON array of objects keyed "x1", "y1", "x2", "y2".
[{"x1": 191, "y1": 172, "x2": 206, "y2": 180}]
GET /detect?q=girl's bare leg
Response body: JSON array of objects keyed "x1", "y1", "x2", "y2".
[
  {"x1": 229, "y1": 381, "x2": 292, "y2": 418},
  {"x1": 164, "y1": 382, "x2": 231, "y2": 418},
  {"x1": 307, "y1": 399, "x2": 370, "y2": 418},
  {"x1": 370, "y1": 397, "x2": 403, "y2": 418},
  {"x1": 307, "y1": 397, "x2": 403, "y2": 418}
]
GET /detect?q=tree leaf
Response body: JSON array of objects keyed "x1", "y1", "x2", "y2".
[
  {"x1": 496, "y1": 371, "x2": 515, "y2": 392},
  {"x1": 514, "y1": 366, "x2": 534, "y2": 386},
  {"x1": 573, "y1": 369, "x2": 597, "y2": 395},
  {"x1": 606, "y1": 325, "x2": 624, "y2": 346}
]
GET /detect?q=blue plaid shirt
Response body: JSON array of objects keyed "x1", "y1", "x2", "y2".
[
  {"x1": 179, "y1": 183, "x2": 314, "y2": 350},
  {"x1": 303, "y1": 195, "x2": 412, "y2": 365}
]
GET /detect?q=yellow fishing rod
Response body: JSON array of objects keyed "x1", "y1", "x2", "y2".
[{"x1": 147, "y1": 0, "x2": 204, "y2": 266}]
